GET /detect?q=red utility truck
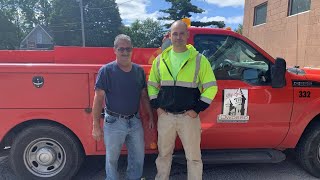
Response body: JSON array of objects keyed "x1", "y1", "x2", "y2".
[{"x1": 1, "y1": 27, "x2": 320, "y2": 179}]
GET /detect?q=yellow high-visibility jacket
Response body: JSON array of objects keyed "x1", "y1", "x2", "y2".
[{"x1": 148, "y1": 44, "x2": 218, "y2": 113}]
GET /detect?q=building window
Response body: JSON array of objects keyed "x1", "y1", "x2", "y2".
[
  {"x1": 288, "y1": 0, "x2": 311, "y2": 16},
  {"x1": 254, "y1": 2, "x2": 267, "y2": 26}
]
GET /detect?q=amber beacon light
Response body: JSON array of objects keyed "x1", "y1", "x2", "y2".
[{"x1": 182, "y1": 18, "x2": 191, "y2": 27}]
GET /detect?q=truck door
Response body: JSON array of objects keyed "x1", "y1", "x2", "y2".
[{"x1": 193, "y1": 34, "x2": 293, "y2": 148}]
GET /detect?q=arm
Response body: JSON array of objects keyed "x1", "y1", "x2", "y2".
[
  {"x1": 92, "y1": 66, "x2": 107, "y2": 141},
  {"x1": 148, "y1": 55, "x2": 161, "y2": 110},
  {"x1": 141, "y1": 88, "x2": 154, "y2": 129},
  {"x1": 92, "y1": 89, "x2": 105, "y2": 141},
  {"x1": 148, "y1": 56, "x2": 167, "y2": 116},
  {"x1": 193, "y1": 55, "x2": 218, "y2": 114}
]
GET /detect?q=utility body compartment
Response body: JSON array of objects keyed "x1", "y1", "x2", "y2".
[{"x1": 0, "y1": 72, "x2": 90, "y2": 109}]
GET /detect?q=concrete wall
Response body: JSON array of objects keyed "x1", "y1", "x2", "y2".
[{"x1": 243, "y1": 0, "x2": 320, "y2": 67}]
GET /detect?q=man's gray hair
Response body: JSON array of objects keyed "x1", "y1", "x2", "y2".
[{"x1": 114, "y1": 34, "x2": 132, "y2": 48}]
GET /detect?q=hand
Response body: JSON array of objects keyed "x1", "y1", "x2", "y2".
[
  {"x1": 157, "y1": 108, "x2": 166, "y2": 116},
  {"x1": 185, "y1": 110, "x2": 198, "y2": 118},
  {"x1": 92, "y1": 125, "x2": 103, "y2": 141},
  {"x1": 149, "y1": 117, "x2": 155, "y2": 129}
]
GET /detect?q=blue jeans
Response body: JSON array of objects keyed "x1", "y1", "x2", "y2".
[{"x1": 103, "y1": 113, "x2": 145, "y2": 180}]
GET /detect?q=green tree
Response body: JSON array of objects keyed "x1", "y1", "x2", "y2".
[
  {"x1": 49, "y1": 0, "x2": 122, "y2": 47},
  {"x1": 0, "y1": 0, "x2": 53, "y2": 47},
  {"x1": 122, "y1": 19, "x2": 164, "y2": 48},
  {"x1": 0, "y1": 10, "x2": 20, "y2": 49},
  {"x1": 0, "y1": 0, "x2": 53, "y2": 32},
  {"x1": 84, "y1": 0, "x2": 122, "y2": 47},
  {"x1": 234, "y1": 24, "x2": 243, "y2": 34},
  {"x1": 49, "y1": 0, "x2": 82, "y2": 46},
  {"x1": 158, "y1": 0, "x2": 224, "y2": 28},
  {"x1": 35, "y1": 0, "x2": 53, "y2": 26}
]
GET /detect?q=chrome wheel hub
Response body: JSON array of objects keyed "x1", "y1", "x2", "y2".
[
  {"x1": 36, "y1": 148, "x2": 56, "y2": 166},
  {"x1": 23, "y1": 138, "x2": 66, "y2": 177}
]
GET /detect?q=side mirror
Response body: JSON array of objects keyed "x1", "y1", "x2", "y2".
[{"x1": 271, "y1": 57, "x2": 286, "y2": 88}]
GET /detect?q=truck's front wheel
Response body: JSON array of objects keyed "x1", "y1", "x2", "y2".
[
  {"x1": 296, "y1": 122, "x2": 320, "y2": 178},
  {"x1": 9, "y1": 124, "x2": 84, "y2": 180}
]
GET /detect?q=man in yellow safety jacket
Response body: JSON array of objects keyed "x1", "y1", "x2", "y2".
[{"x1": 148, "y1": 20, "x2": 218, "y2": 180}]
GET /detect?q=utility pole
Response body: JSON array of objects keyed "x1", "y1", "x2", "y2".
[{"x1": 77, "y1": 0, "x2": 85, "y2": 47}]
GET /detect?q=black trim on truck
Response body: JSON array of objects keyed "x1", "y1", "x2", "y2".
[{"x1": 292, "y1": 80, "x2": 320, "y2": 87}]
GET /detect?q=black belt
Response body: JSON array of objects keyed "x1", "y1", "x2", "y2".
[
  {"x1": 165, "y1": 109, "x2": 187, "y2": 115},
  {"x1": 105, "y1": 109, "x2": 137, "y2": 120}
]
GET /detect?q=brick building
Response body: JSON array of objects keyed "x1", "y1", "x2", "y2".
[{"x1": 243, "y1": 0, "x2": 320, "y2": 67}]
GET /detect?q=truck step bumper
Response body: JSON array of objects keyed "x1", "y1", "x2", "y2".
[{"x1": 173, "y1": 149, "x2": 286, "y2": 164}]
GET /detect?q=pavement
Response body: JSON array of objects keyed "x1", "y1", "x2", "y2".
[{"x1": 1, "y1": 150, "x2": 320, "y2": 180}]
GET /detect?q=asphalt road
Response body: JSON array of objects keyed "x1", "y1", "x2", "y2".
[{"x1": 0, "y1": 150, "x2": 319, "y2": 180}]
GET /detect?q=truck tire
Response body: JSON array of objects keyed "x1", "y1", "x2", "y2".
[
  {"x1": 9, "y1": 124, "x2": 84, "y2": 180},
  {"x1": 296, "y1": 122, "x2": 320, "y2": 178}
]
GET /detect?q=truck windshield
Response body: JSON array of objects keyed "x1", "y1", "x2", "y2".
[{"x1": 194, "y1": 34, "x2": 270, "y2": 83}]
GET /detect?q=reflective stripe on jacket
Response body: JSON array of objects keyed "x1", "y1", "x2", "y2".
[{"x1": 148, "y1": 44, "x2": 218, "y2": 113}]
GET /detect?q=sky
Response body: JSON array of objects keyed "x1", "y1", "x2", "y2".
[{"x1": 115, "y1": 0, "x2": 244, "y2": 30}]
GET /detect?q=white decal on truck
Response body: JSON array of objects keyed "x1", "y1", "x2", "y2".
[{"x1": 218, "y1": 89, "x2": 249, "y2": 123}]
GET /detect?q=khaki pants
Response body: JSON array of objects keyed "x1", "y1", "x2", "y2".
[{"x1": 155, "y1": 113, "x2": 202, "y2": 180}]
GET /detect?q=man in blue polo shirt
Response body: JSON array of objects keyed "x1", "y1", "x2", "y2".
[{"x1": 92, "y1": 34, "x2": 154, "y2": 180}]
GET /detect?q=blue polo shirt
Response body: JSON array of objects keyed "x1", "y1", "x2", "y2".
[{"x1": 95, "y1": 61, "x2": 146, "y2": 115}]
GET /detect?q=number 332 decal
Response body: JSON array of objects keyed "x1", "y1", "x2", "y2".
[{"x1": 299, "y1": 91, "x2": 311, "y2": 98}]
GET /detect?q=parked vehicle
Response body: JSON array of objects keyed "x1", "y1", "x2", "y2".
[{"x1": 1, "y1": 27, "x2": 320, "y2": 179}]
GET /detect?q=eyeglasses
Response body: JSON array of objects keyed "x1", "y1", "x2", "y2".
[{"x1": 117, "y1": 47, "x2": 132, "y2": 53}]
